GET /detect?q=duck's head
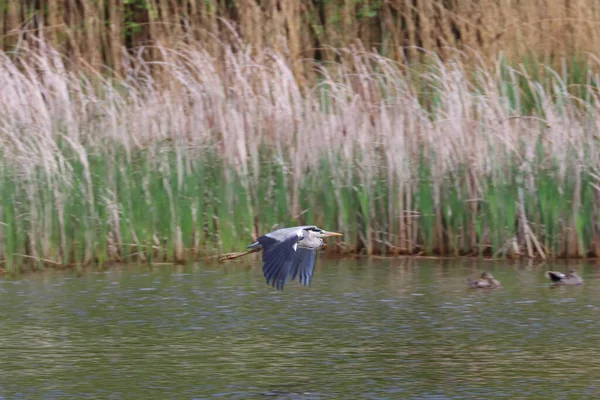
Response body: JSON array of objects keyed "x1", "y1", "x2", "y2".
[{"x1": 481, "y1": 272, "x2": 495, "y2": 279}]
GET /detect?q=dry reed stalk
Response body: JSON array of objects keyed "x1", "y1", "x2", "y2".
[
  {"x1": 175, "y1": 226, "x2": 184, "y2": 263},
  {"x1": 107, "y1": 231, "x2": 121, "y2": 262},
  {"x1": 107, "y1": 0, "x2": 123, "y2": 75},
  {"x1": 518, "y1": 187, "x2": 534, "y2": 258}
]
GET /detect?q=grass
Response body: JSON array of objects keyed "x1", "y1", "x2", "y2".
[{"x1": 1, "y1": 39, "x2": 600, "y2": 273}]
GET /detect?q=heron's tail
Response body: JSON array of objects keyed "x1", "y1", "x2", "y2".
[{"x1": 218, "y1": 247, "x2": 261, "y2": 262}]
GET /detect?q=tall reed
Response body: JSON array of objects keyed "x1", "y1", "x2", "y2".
[
  {"x1": 1, "y1": 39, "x2": 600, "y2": 272},
  {"x1": 3, "y1": 0, "x2": 600, "y2": 74}
]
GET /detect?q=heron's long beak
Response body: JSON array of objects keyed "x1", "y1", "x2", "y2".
[{"x1": 323, "y1": 231, "x2": 343, "y2": 237}]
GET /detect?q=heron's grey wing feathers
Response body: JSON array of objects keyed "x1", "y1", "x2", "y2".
[
  {"x1": 258, "y1": 234, "x2": 300, "y2": 290},
  {"x1": 290, "y1": 248, "x2": 317, "y2": 287}
]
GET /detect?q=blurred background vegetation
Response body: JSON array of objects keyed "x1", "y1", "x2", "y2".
[{"x1": 2, "y1": 0, "x2": 600, "y2": 75}]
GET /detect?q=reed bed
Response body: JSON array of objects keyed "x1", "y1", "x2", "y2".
[
  {"x1": 3, "y1": 0, "x2": 600, "y2": 73},
  {"x1": 1, "y1": 39, "x2": 600, "y2": 272}
]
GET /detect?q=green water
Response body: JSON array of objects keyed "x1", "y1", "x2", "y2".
[{"x1": 0, "y1": 258, "x2": 599, "y2": 399}]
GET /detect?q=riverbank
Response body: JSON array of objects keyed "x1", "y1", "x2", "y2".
[{"x1": 1, "y1": 41, "x2": 600, "y2": 272}]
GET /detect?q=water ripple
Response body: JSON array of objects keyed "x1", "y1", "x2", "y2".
[{"x1": 0, "y1": 260, "x2": 598, "y2": 398}]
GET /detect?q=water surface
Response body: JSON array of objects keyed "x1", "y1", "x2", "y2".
[{"x1": 0, "y1": 258, "x2": 599, "y2": 399}]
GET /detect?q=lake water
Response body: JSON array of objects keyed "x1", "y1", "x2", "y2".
[{"x1": 0, "y1": 258, "x2": 599, "y2": 399}]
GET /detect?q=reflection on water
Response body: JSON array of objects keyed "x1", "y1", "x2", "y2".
[{"x1": 0, "y1": 258, "x2": 600, "y2": 399}]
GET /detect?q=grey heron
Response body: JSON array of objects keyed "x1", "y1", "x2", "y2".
[
  {"x1": 219, "y1": 226, "x2": 343, "y2": 290},
  {"x1": 545, "y1": 270, "x2": 583, "y2": 285}
]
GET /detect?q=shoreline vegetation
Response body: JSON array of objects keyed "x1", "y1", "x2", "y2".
[
  {"x1": 2, "y1": 40, "x2": 600, "y2": 271},
  {"x1": 2, "y1": 3, "x2": 600, "y2": 272},
  {"x1": 3, "y1": 1, "x2": 600, "y2": 74}
]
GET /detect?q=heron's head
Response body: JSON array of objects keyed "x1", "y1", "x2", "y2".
[{"x1": 309, "y1": 228, "x2": 343, "y2": 238}]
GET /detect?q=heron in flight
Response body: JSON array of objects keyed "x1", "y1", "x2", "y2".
[{"x1": 219, "y1": 226, "x2": 343, "y2": 290}]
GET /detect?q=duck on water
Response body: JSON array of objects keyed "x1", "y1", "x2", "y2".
[
  {"x1": 545, "y1": 270, "x2": 584, "y2": 286},
  {"x1": 468, "y1": 272, "x2": 502, "y2": 289}
]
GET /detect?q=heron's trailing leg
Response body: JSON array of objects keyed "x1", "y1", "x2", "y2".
[{"x1": 218, "y1": 247, "x2": 261, "y2": 262}]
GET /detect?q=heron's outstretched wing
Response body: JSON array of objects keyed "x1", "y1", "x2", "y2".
[
  {"x1": 290, "y1": 248, "x2": 317, "y2": 287},
  {"x1": 258, "y1": 234, "x2": 300, "y2": 290}
]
